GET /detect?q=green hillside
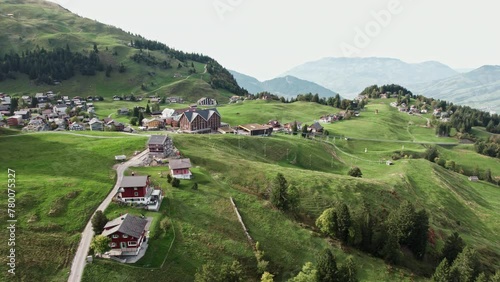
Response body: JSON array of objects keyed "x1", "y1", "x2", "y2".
[
  {"x1": 0, "y1": 0, "x2": 244, "y2": 101},
  {"x1": 2, "y1": 98, "x2": 499, "y2": 281}
]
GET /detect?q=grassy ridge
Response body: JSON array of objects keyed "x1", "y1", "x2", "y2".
[{"x1": 0, "y1": 0, "x2": 237, "y2": 101}]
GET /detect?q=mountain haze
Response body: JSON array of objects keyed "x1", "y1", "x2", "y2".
[
  {"x1": 230, "y1": 70, "x2": 337, "y2": 98},
  {"x1": 410, "y1": 65, "x2": 500, "y2": 113},
  {"x1": 283, "y1": 57, "x2": 458, "y2": 98}
]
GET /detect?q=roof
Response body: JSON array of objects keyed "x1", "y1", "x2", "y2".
[
  {"x1": 239, "y1": 124, "x2": 273, "y2": 131},
  {"x1": 102, "y1": 214, "x2": 148, "y2": 239},
  {"x1": 120, "y1": 176, "x2": 148, "y2": 188},
  {"x1": 169, "y1": 158, "x2": 192, "y2": 170},
  {"x1": 148, "y1": 135, "x2": 168, "y2": 145},
  {"x1": 89, "y1": 118, "x2": 103, "y2": 125},
  {"x1": 182, "y1": 108, "x2": 220, "y2": 122},
  {"x1": 310, "y1": 122, "x2": 324, "y2": 130}
]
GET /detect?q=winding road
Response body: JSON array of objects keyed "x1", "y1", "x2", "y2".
[{"x1": 67, "y1": 149, "x2": 150, "y2": 282}]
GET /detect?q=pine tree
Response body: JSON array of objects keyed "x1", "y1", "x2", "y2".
[
  {"x1": 316, "y1": 249, "x2": 338, "y2": 282},
  {"x1": 451, "y1": 247, "x2": 480, "y2": 282},
  {"x1": 336, "y1": 203, "x2": 351, "y2": 243},
  {"x1": 270, "y1": 173, "x2": 289, "y2": 211},
  {"x1": 441, "y1": 232, "x2": 465, "y2": 264},
  {"x1": 432, "y1": 259, "x2": 451, "y2": 282}
]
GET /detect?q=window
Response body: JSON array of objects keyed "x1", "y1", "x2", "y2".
[
  {"x1": 112, "y1": 234, "x2": 119, "y2": 238},
  {"x1": 122, "y1": 234, "x2": 128, "y2": 238},
  {"x1": 134, "y1": 192, "x2": 139, "y2": 196},
  {"x1": 134, "y1": 187, "x2": 138, "y2": 190},
  {"x1": 110, "y1": 242, "x2": 116, "y2": 247},
  {"x1": 128, "y1": 241, "x2": 137, "y2": 247}
]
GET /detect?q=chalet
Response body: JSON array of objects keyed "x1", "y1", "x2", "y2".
[
  {"x1": 14, "y1": 110, "x2": 30, "y2": 120},
  {"x1": 54, "y1": 104, "x2": 67, "y2": 114},
  {"x1": 105, "y1": 120, "x2": 125, "y2": 131},
  {"x1": 143, "y1": 118, "x2": 165, "y2": 130},
  {"x1": 22, "y1": 118, "x2": 49, "y2": 132},
  {"x1": 229, "y1": 95, "x2": 241, "y2": 103},
  {"x1": 178, "y1": 108, "x2": 221, "y2": 133},
  {"x1": 284, "y1": 121, "x2": 302, "y2": 133},
  {"x1": 169, "y1": 158, "x2": 193, "y2": 179},
  {"x1": 148, "y1": 135, "x2": 170, "y2": 158},
  {"x1": 197, "y1": 97, "x2": 217, "y2": 106},
  {"x1": 69, "y1": 123, "x2": 85, "y2": 131},
  {"x1": 308, "y1": 122, "x2": 324, "y2": 133},
  {"x1": 89, "y1": 118, "x2": 104, "y2": 131},
  {"x1": 117, "y1": 175, "x2": 152, "y2": 203},
  {"x1": 7, "y1": 115, "x2": 22, "y2": 126},
  {"x1": 102, "y1": 214, "x2": 148, "y2": 256},
  {"x1": 238, "y1": 124, "x2": 273, "y2": 136}
]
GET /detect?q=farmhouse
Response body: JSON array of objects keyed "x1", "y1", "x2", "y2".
[
  {"x1": 148, "y1": 135, "x2": 171, "y2": 158},
  {"x1": 102, "y1": 214, "x2": 148, "y2": 256},
  {"x1": 169, "y1": 158, "x2": 193, "y2": 179},
  {"x1": 197, "y1": 97, "x2": 217, "y2": 106},
  {"x1": 143, "y1": 118, "x2": 165, "y2": 130},
  {"x1": 117, "y1": 175, "x2": 151, "y2": 203},
  {"x1": 178, "y1": 108, "x2": 221, "y2": 133},
  {"x1": 468, "y1": 176, "x2": 479, "y2": 182},
  {"x1": 308, "y1": 122, "x2": 324, "y2": 133},
  {"x1": 89, "y1": 118, "x2": 104, "y2": 131},
  {"x1": 238, "y1": 124, "x2": 273, "y2": 136}
]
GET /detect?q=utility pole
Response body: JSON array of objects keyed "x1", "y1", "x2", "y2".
[
  {"x1": 286, "y1": 148, "x2": 289, "y2": 160},
  {"x1": 309, "y1": 154, "x2": 312, "y2": 168},
  {"x1": 264, "y1": 143, "x2": 267, "y2": 157}
]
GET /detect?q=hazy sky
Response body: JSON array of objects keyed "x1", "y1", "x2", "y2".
[{"x1": 48, "y1": 0, "x2": 500, "y2": 81}]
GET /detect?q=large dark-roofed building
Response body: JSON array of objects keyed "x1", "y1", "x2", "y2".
[{"x1": 178, "y1": 108, "x2": 221, "y2": 133}]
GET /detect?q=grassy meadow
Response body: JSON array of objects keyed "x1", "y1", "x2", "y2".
[{"x1": 0, "y1": 132, "x2": 147, "y2": 282}]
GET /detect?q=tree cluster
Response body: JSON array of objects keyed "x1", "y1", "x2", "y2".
[
  {"x1": 316, "y1": 201, "x2": 429, "y2": 267},
  {"x1": 0, "y1": 45, "x2": 104, "y2": 84}
]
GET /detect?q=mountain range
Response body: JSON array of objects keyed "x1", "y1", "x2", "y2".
[
  {"x1": 236, "y1": 57, "x2": 499, "y2": 113},
  {"x1": 282, "y1": 57, "x2": 459, "y2": 98},
  {"x1": 229, "y1": 70, "x2": 337, "y2": 98},
  {"x1": 410, "y1": 65, "x2": 500, "y2": 113}
]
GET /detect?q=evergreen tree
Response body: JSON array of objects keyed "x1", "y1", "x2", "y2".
[
  {"x1": 292, "y1": 121, "x2": 298, "y2": 135},
  {"x1": 91, "y1": 210, "x2": 108, "y2": 234},
  {"x1": 475, "y1": 273, "x2": 488, "y2": 282},
  {"x1": 451, "y1": 247, "x2": 481, "y2": 282},
  {"x1": 382, "y1": 235, "x2": 402, "y2": 265},
  {"x1": 171, "y1": 178, "x2": 180, "y2": 188},
  {"x1": 316, "y1": 249, "x2": 338, "y2": 282},
  {"x1": 338, "y1": 257, "x2": 358, "y2": 282},
  {"x1": 441, "y1": 232, "x2": 465, "y2": 264},
  {"x1": 270, "y1": 173, "x2": 289, "y2": 211},
  {"x1": 336, "y1": 203, "x2": 351, "y2": 244},
  {"x1": 432, "y1": 259, "x2": 452, "y2": 282},
  {"x1": 138, "y1": 112, "x2": 144, "y2": 126},
  {"x1": 145, "y1": 104, "x2": 151, "y2": 114},
  {"x1": 290, "y1": 262, "x2": 317, "y2": 282}
]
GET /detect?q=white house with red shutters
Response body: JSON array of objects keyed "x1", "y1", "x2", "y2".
[
  {"x1": 102, "y1": 214, "x2": 148, "y2": 256},
  {"x1": 116, "y1": 175, "x2": 163, "y2": 210},
  {"x1": 168, "y1": 158, "x2": 193, "y2": 179}
]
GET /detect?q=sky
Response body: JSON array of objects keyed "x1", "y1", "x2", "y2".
[{"x1": 48, "y1": 0, "x2": 500, "y2": 81}]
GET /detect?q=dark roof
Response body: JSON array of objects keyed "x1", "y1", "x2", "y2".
[
  {"x1": 239, "y1": 124, "x2": 273, "y2": 131},
  {"x1": 148, "y1": 135, "x2": 168, "y2": 145},
  {"x1": 310, "y1": 122, "x2": 324, "y2": 130},
  {"x1": 102, "y1": 214, "x2": 148, "y2": 239},
  {"x1": 169, "y1": 158, "x2": 192, "y2": 170},
  {"x1": 120, "y1": 176, "x2": 148, "y2": 188},
  {"x1": 182, "y1": 108, "x2": 220, "y2": 122}
]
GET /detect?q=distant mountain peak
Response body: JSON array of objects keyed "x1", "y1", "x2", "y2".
[{"x1": 283, "y1": 57, "x2": 458, "y2": 98}]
